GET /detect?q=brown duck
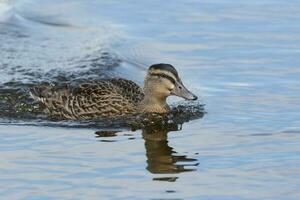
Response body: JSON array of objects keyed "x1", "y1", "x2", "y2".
[{"x1": 30, "y1": 63, "x2": 198, "y2": 119}]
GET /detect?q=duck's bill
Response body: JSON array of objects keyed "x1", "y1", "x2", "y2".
[{"x1": 171, "y1": 82, "x2": 198, "y2": 100}]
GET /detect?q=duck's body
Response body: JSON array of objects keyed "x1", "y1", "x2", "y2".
[
  {"x1": 30, "y1": 64, "x2": 197, "y2": 119},
  {"x1": 31, "y1": 79, "x2": 145, "y2": 119}
]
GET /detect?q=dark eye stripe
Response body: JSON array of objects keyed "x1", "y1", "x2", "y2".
[{"x1": 150, "y1": 73, "x2": 176, "y2": 84}]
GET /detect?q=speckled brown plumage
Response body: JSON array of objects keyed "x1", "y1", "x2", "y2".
[
  {"x1": 30, "y1": 63, "x2": 198, "y2": 119},
  {"x1": 30, "y1": 79, "x2": 144, "y2": 119}
]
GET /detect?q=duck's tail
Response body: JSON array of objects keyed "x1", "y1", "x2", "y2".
[
  {"x1": 29, "y1": 84, "x2": 75, "y2": 119},
  {"x1": 29, "y1": 86, "x2": 48, "y2": 103},
  {"x1": 29, "y1": 87, "x2": 45, "y2": 102}
]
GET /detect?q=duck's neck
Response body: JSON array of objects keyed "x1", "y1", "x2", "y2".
[{"x1": 138, "y1": 89, "x2": 170, "y2": 113}]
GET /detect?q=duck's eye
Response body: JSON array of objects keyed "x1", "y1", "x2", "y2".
[{"x1": 178, "y1": 86, "x2": 182, "y2": 90}]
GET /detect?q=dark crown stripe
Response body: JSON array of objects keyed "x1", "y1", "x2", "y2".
[
  {"x1": 149, "y1": 63, "x2": 179, "y2": 79},
  {"x1": 150, "y1": 72, "x2": 176, "y2": 84}
]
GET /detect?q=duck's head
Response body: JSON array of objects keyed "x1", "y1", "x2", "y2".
[{"x1": 144, "y1": 63, "x2": 197, "y2": 101}]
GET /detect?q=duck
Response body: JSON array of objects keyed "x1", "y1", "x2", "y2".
[{"x1": 30, "y1": 63, "x2": 198, "y2": 119}]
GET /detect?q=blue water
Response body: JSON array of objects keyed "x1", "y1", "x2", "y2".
[{"x1": 0, "y1": 0, "x2": 300, "y2": 199}]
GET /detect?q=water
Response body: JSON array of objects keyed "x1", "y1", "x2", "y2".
[{"x1": 1, "y1": 0, "x2": 300, "y2": 199}]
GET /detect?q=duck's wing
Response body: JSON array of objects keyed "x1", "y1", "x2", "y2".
[
  {"x1": 30, "y1": 80, "x2": 138, "y2": 119},
  {"x1": 72, "y1": 80, "x2": 138, "y2": 118},
  {"x1": 108, "y1": 78, "x2": 144, "y2": 104}
]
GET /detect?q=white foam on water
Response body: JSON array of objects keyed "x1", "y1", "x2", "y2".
[
  {"x1": 0, "y1": 0, "x2": 18, "y2": 22},
  {"x1": 0, "y1": 0, "x2": 15, "y2": 21}
]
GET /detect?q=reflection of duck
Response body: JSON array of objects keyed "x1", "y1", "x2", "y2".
[
  {"x1": 30, "y1": 63, "x2": 197, "y2": 119},
  {"x1": 142, "y1": 123, "x2": 198, "y2": 176},
  {"x1": 94, "y1": 109, "x2": 204, "y2": 182}
]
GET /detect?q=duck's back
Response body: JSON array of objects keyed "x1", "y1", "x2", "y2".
[{"x1": 30, "y1": 79, "x2": 144, "y2": 119}]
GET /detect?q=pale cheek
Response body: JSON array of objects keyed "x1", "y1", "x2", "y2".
[{"x1": 169, "y1": 86, "x2": 175, "y2": 94}]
